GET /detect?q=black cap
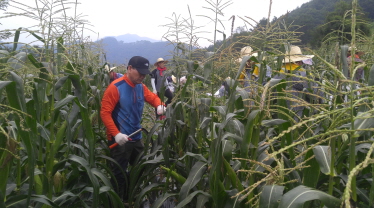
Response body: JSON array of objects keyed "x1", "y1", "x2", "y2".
[{"x1": 128, "y1": 56, "x2": 151, "y2": 74}]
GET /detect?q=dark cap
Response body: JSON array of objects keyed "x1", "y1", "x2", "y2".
[{"x1": 128, "y1": 56, "x2": 151, "y2": 74}]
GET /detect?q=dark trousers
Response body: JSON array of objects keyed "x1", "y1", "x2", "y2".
[{"x1": 110, "y1": 139, "x2": 144, "y2": 200}]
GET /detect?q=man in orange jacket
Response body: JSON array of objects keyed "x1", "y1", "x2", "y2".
[{"x1": 100, "y1": 56, "x2": 165, "y2": 200}]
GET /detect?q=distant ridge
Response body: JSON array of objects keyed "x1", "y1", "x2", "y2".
[
  {"x1": 104, "y1": 33, "x2": 159, "y2": 43},
  {"x1": 99, "y1": 37, "x2": 173, "y2": 66}
]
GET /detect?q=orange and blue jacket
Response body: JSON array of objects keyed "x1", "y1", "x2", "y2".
[{"x1": 100, "y1": 74, "x2": 161, "y2": 141}]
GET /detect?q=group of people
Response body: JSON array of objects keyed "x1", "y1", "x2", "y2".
[{"x1": 100, "y1": 44, "x2": 364, "y2": 202}]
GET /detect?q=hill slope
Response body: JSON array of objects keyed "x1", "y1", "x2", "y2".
[
  {"x1": 99, "y1": 37, "x2": 174, "y2": 66},
  {"x1": 285, "y1": 0, "x2": 373, "y2": 45}
]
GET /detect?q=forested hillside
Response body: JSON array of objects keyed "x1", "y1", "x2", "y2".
[
  {"x1": 207, "y1": 0, "x2": 374, "y2": 51},
  {"x1": 100, "y1": 37, "x2": 174, "y2": 66},
  {"x1": 285, "y1": 0, "x2": 373, "y2": 46}
]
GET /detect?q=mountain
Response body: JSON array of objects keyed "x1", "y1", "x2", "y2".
[
  {"x1": 284, "y1": 0, "x2": 374, "y2": 46},
  {"x1": 99, "y1": 37, "x2": 174, "y2": 66},
  {"x1": 105, "y1": 33, "x2": 158, "y2": 43}
]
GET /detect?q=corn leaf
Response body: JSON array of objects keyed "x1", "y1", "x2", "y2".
[
  {"x1": 12, "y1": 27, "x2": 21, "y2": 52},
  {"x1": 313, "y1": 145, "x2": 336, "y2": 175},
  {"x1": 179, "y1": 161, "x2": 207, "y2": 201},
  {"x1": 176, "y1": 190, "x2": 210, "y2": 208},
  {"x1": 259, "y1": 185, "x2": 284, "y2": 208},
  {"x1": 151, "y1": 193, "x2": 178, "y2": 208},
  {"x1": 278, "y1": 185, "x2": 341, "y2": 208}
]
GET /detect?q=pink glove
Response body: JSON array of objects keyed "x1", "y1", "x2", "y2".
[{"x1": 114, "y1": 133, "x2": 129, "y2": 146}]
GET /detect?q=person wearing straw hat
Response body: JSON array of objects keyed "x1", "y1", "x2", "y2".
[
  {"x1": 105, "y1": 64, "x2": 124, "y2": 83},
  {"x1": 276, "y1": 45, "x2": 314, "y2": 121},
  {"x1": 237, "y1": 46, "x2": 272, "y2": 92},
  {"x1": 151, "y1": 58, "x2": 174, "y2": 120}
]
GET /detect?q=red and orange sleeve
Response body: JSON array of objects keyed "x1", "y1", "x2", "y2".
[
  {"x1": 143, "y1": 84, "x2": 162, "y2": 107},
  {"x1": 100, "y1": 84, "x2": 120, "y2": 140}
]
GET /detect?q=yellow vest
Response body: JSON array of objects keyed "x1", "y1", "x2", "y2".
[
  {"x1": 280, "y1": 63, "x2": 304, "y2": 73},
  {"x1": 239, "y1": 65, "x2": 259, "y2": 80}
]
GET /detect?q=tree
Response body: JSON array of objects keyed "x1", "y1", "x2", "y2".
[
  {"x1": 310, "y1": 1, "x2": 371, "y2": 48},
  {"x1": 0, "y1": 0, "x2": 11, "y2": 41},
  {"x1": 0, "y1": 0, "x2": 9, "y2": 10}
]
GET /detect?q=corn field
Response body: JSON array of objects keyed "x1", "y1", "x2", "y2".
[{"x1": 1, "y1": 0, "x2": 374, "y2": 207}]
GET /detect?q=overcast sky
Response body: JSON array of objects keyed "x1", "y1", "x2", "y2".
[{"x1": 1, "y1": 0, "x2": 310, "y2": 47}]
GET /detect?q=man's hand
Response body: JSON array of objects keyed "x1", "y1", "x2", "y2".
[
  {"x1": 157, "y1": 105, "x2": 166, "y2": 115},
  {"x1": 153, "y1": 90, "x2": 157, "y2": 94},
  {"x1": 114, "y1": 133, "x2": 129, "y2": 146}
]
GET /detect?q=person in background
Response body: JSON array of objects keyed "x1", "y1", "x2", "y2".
[
  {"x1": 275, "y1": 45, "x2": 314, "y2": 120},
  {"x1": 100, "y1": 56, "x2": 166, "y2": 201},
  {"x1": 237, "y1": 46, "x2": 272, "y2": 91},
  {"x1": 347, "y1": 46, "x2": 364, "y2": 82},
  {"x1": 105, "y1": 64, "x2": 124, "y2": 83},
  {"x1": 151, "y1": 58, "x2": 173, "y2": 120}
]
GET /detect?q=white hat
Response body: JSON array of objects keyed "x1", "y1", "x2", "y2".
[
  {"x1": 154, "y1": 58, "x2": 169, "y2": 66},
  {"x1": 283, "y1": 45, "x2": 314, "y2": 63},
  {"x1": 240, "y1": 46, "x2": 253, "y2": 57},
  {"x1": 109, "y1": 67, "x2": 116, "y2": 72},
  {"x1": 104, "y1": 64, "x2": 110, "y2": 72},
  {"x1": 171, "y1": 75, "x2": 177, "y2": 83}
]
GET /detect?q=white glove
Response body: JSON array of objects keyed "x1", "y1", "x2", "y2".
[
  {"x1": 153, "y1": 90, "x2": 157, "y2": 94},
  {"x1": 180, "y1": 76, "x2": 187, "y2": 84},
  {"x1": 114, "y1": 133, "x2": 129, "y2": 146},
  {"x1": 157, "y1": 105, "x2": 166, "y2": 115}
]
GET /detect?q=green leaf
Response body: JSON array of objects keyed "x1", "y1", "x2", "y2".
[
  {"x1": 368, "y1": 64, "x2": 374, "y2": 86},
  {"x1": 211, "y1": 106, "x2": 227, "y2": 118},
  {"x1": 222, "y1": 157, "x2": 244, "y2": 191},
  {"x1": 179, "y1": 161, "x2": 207, "y2": 201},
  {"x1": 0, "y1": 50, "x2": 9, "y2": 63},
  {"x1": 221, "y1": 132, "x2": 243, "y2": 145},
  {"x1": 353, "y1": 112, "x2": 374, "y2": 136},
  {"x1": 134, "y1": 183, "x2": 164, "y2": 206},
  {"x1": 178, "y1": 152, "x2": 207, "y2": 163},
  {"x1": 226, "y1": 119, "x2": 244, "y2": 137},
  {"x1": 313, "y1": 145, "x2": 336, "y2": 175},
  {"x1": 261, "y1": 119, "x2": 287, "y2": 127},
  {"x1": 7, "y1": 52, "x2": 27, "y2": 70},
  {"x1": 302, "y1": 150, "x2": 320, "y2": 188},
  {"x1": 151, "y1": 193, "x2": 178, "y2": 208},
  {"x1": 278, "y1": 185, "x2": 341, "y2": 208},
  {"x1": 176, "y1": 190, "x2": 210, "y2": 208},
  {"x1": 259, "y1": 185, "x2": 284, "y2": 208},
  {"x1": 29, "y1": 31, "x2": 45, "y2": 43},
  {"x1": 12, "y1": 27, "x2": 21, "y2": 52},
  {"x1": 54, "y1": 95, "x2": 76, "y2": 111},
  {"x1": 0, "y1": 81, "x2": 12, "y2": 90}
]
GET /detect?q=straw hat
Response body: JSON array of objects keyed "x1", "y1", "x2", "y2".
[
  {"x1": 104, "y1": 64, "x2": 110, "y2": 72},
  {"x1": 240, "y1": 46, "x2": 253, "y2": 57},
  {"x1": 348, "y1": 46, "x2": 364, "y2": 56},
  {"x1": 154, "y1": 58, "x2": 169, "y2": 66},
  {"x1": 236, "y1": 52, "x2": 264, "y2": 63},
  {"x1": 283, "y1": 45, "x2": 314, "y2": 63},
  {"x1": 171, "y1": 75, "x2": 177, "y2": 83}
]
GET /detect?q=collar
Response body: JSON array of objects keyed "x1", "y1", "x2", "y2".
[{"x1": 123, "y1": 74, "x2": 136, "y2": 87}]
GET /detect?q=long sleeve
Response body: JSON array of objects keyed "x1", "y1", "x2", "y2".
[
  {"x1": 143, "y1": 84, "x2": 162, "y2": 107},
  {"x1": 100, "y1": 84, "x2": 120, "y2": 140},
  {"x1": 151, "y1": 78, "x2": 156, "y2": 92}
]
